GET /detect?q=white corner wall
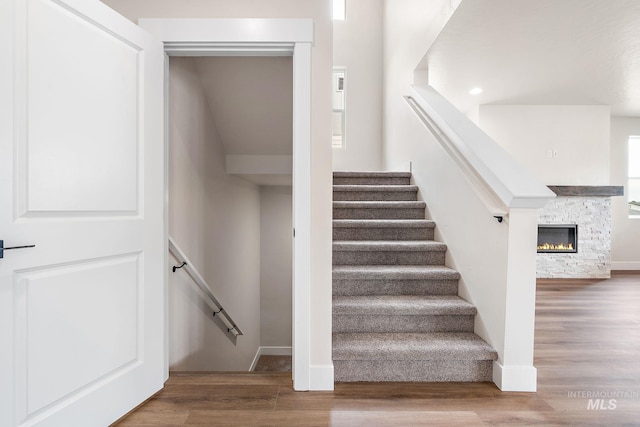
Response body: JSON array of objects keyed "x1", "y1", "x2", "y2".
[
  {"x1": 611, "y1": 117, "x2": 640, "y2": 270},
  {"x1": 260, "y1": 186, "x2": 292, "y2": 346},
  {"x1": 167, "y1": 57, "x2": 261, "y2": 370},
  {"x1": 332, "y1": 0, "x2": 383, "y2": 171},
  {"x1": 478, "y1": 105, "x2": 611, "y2": 185}
]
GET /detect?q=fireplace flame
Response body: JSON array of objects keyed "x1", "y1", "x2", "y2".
[{"x1": 537, "y1": 243, "x2": 574, "y2": 251}]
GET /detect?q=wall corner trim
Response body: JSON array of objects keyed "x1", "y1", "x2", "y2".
[
  {"x1": 493, "y1": 362, "x2": 537, "y2": 392},
  {"x1": 308, "y1": 364, "x2": 335, "y2": 391}
]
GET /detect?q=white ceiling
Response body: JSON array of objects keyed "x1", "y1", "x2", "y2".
[
  {"x1": 195, "y1": 56, "x2": 293, "y2": 155},
  {"x1": 423, "y1": 0, "x2": 640, "y2": 117}
]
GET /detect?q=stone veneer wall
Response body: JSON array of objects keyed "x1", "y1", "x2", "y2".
[{"x1": 537, "y1": 196, "x2": 612, "y2": 278}]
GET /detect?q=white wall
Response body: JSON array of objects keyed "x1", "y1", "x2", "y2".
[
  {"x1": 167, "y1": 57, "x2": 261, "y2": 370},
  {"x1": 479, "y1": 105, "x2": 611, "y2": 185},
  {"x1": 260, "y1": 186, "x2": 292, "y2": 346},
  {"x1": 332, "y1": 0, "x2": 383, "y2": 171},
  {"x1": 382, "y1": 0, "x2": 461, "y2": 171},
  {"x1": 611, "y1": 117, "x2": 640, "y2": 269},
  {"x1": 102, "y1": 0, "x2": 334, "y2": 380}
]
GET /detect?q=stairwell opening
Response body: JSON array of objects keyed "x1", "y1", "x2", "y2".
[{"x1": 167, "y1": 55, "x2": 293, "y2": 373}]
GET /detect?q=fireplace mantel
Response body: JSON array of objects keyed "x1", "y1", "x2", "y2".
[{"x1": 547, "y1": 186, "x2": 624, "y2": 197}]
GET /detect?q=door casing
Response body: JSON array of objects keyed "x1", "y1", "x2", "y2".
[{"x1": 139, "y1": 18, "x2": 318, "y2": 391}]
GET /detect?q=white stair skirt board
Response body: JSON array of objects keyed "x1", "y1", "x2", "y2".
[
  {"x1": 249, "y1": 346, "x2": 292, "y2": 371},
  {"x1": 492, "y1": 362, "x2": 538, "y2": 392},
  {"x1": 611, "y1": 261, "x2": 640, "y2": 271}
]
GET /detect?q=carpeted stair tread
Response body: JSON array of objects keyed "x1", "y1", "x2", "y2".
[
  {"x1": 333, "y1": 240, "x2": 447, "y2": 252},
  {"x1": 333, "y1": 332, "x2": 498, "y2": 361},
  {"x1": 333, "y1": 219, "x2": 435, "y2": 229},
  {"x1": 333, "y1": 360, "x2": 493, "y2": 382},
  {"x1": 333, "y1": 295, "x2": 477, "y2": 316},
  {"x1": 333, "y1": 172, "x2": 412, "y2": 186},
  {"x1": 332, "y1": 265, "x2": 460, "y2": 280},
  {"x1": 333, "y1": 201, "x2": 426, "y2": 209},
  {"x1": 333, "y1": 185, "x2": 419, "y2": 201},
  {"x1": 333, "y1": 220, "x2": 434, "y2": 240},
  {"x1": 333, "y1": 185, "x2": 418, "y2": 192},
  {"x1": 334, "y1": 172, "x2": 412, "y2": 178}
]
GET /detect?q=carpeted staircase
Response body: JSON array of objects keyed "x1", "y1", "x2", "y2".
[{"x1": 332, "y1": 171, "x2": 498, "y2": 382}]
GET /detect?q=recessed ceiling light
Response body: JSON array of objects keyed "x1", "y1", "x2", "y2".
[{"x1": 469, "y1": 87, "x2": 483, "y2": 95}]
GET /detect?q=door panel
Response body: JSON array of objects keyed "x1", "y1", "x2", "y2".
[
  {"x1": 21, "y1": 0, "x2": 140, "y2": 215},
  {"x1": 17, "y1": 254, "x2": 140, "y2": 416},
  {"x1": 0, "y1": 0, "x2": 166, "y2": 425}
]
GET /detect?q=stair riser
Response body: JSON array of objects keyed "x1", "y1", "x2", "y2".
[
  {"x1": 333, "y1": 208, "x2": 425, "y2": 220},
  {"x1": 332, "y1": 279, "x2": 459, "y2": 296},
  {"x1": 333, "y1": 251, "x2": 446, "y2": 266},
  {"x1": 333, "y1": 227, "x2": 433, "y2": 241},
  {"x1": 333, "y1": 177, "x2": 410, "y2": 185},
  {"x1": 333, "y1": 315, "x2": 474, "y2": 333},
  {"x1": 333, "y1": 191, "x2": 417, "y2": 201},
  {"x1": 334, "y1": 360, "x2": 493, "y2": 382}
]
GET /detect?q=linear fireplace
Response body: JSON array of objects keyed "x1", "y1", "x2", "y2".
[{"x1": 537, "y1": 224, "x2": 578, "y2": 253}]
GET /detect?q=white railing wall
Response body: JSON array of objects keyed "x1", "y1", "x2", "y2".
[
  {"x1": 405, "y1": 96, "x2": 507, "y2": 218},
  {"x1": 403, "y1": 85, "x2": 555, "y2": 392},
  {"x1": 408, "y1": 86, "x2": 555, "y2": 211}
]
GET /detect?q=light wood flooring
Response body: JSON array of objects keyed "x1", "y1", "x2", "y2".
[{"x1": 114, "y1": 272, "x2": 640, "y2": 426}]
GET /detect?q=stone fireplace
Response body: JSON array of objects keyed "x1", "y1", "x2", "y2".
[{"x1": 537, "y1": 186, "x2": 623, "y2": 279}]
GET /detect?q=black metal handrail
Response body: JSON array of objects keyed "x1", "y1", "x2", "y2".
[{"x1": 169, "y1": 237, "x2": 243, "y2": 336}]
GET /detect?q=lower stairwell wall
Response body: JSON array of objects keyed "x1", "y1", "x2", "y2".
[
  {"x1": 260, "y1": 187, "x2": 293, "y2": 350},
  {"x1": 384, "y1": 97, "x2": 540, "y2": 392},
  {"x1": 168, "y1": 57, "x2": 261, "y2": 371}
]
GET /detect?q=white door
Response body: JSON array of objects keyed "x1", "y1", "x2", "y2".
[{"x1": 0, "y1": 0, "x2": 166, "y2": 425}]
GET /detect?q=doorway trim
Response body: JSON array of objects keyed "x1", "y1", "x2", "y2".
[{"x1": 140, "y1": 18, "x2": 316, "y2": 391}]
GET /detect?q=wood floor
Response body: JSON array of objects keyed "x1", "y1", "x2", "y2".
[
  {"x1": 114, "y1": 272, "x2": 640, "y2": 426},
  {"x1": 253, "y1": 355, "x2": 292, "y2": 372}
]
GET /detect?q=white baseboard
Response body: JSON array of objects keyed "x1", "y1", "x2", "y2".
[
  {"x1": 309, "y1": 363, "x2": 334, "y2": 391},
  {"x1": 249, "y1": 346, "x2": 292, "y2": 371},
  {"x1": 492, "y1": 362, "x2": 537, "y2": 392},
  {"x1": 611, "y1": 261, "x2": 640, "y2": 271}
]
